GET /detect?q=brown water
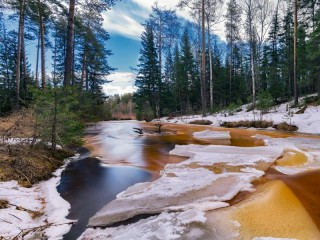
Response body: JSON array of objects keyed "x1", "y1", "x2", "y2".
[{"x1": 58, "y1": 121, "x2": 320, "y2": 238}]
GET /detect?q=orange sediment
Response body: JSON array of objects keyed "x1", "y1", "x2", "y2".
[{"x1": 230, "y1": 180, "x2": 320, "y2": 239}]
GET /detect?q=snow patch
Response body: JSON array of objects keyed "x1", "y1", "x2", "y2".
[
  {"x1": 80, "y1": 209, "x2": 207, "y2": 240},
  {"x1": 0, "y1": 161, "x2": 74, "y2": 239},
  {"x1": 193, "y1": 130, "x2": 230, "y2": 140}
]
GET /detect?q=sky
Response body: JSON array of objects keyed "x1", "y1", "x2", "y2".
[
  {"x1": 102, "y1": 0, "x2": 230, "y2": 96},
  {"x1": 102, "y1": 0, "x2": 189, "y2": 96}
]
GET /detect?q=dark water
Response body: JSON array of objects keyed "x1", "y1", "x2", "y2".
[{"x1": 57, "y1": 158, "x2": 151, "y2": 239}]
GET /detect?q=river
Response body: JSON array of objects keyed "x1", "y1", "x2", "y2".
[{"x1": 57, "y1": 121, "x2": 320, "y2": 239}]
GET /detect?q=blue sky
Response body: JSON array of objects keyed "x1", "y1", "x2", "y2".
[
  {"x1": 102, "y1": 0, "x2": 229, "y2": 95},
  {"x1": 102, "y1": 0, "x2": 189, "y2": 95}
]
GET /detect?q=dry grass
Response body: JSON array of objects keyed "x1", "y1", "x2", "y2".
[
  {"x1": 273, "y1": 123, "x2": 298, "y2": 132},
  {"x1": 189, "y1": 120, "x2": 213, "y2": 125},
  {"x1": 0, "y1": 143, "x2": 73, "y2": 187},
  {"x1": 221, "y1": 120, "x2": 273, "y2": 129},
  {"x1": 0, "y1": 108, "x2": 35, "y2": 138},
  {"x1": 296, "y1": 106, "x2": 308, "y2": 114},
  {"x1": 0, "y1": 199, "x2": 9, "y2": 209}
]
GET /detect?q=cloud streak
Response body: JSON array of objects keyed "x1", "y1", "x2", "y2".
[{"x1": 103, "y1": 72, "x2": 137, "y2": 96}]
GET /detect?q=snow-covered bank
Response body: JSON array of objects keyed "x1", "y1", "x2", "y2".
[
  {"x1": 0, "y1": 159, "x2": 75, "y2": 239},
  {"x1": 160, "y1": 96, "x2": 320, "y2": 135}
]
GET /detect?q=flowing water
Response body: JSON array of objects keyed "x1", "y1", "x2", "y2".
[{"x1": 58, "y1": 121, "x2": 320, "y2": 239}]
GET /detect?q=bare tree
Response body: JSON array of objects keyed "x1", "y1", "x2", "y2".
[{"x1": 205, "y1": 0, "x2": 223, "y2": 110}]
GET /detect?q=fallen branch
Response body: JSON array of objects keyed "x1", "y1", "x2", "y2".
[
  {"x1": 133, "y1": 127, "x2": 143, "y2": 135},
  {"x1": 13, "y1": 221, "x2": 76, "y2": 239}
]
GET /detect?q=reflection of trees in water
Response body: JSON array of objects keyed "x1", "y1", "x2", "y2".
[{"x1": 58, "y1": 158, "x2": 150, "y2": 239}]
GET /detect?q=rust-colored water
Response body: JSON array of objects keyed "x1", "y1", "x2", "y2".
[
  {"x1": 85, "y1": 121, "x2": 320, "y2": 232},
  {"x1": 264, "y1": 168, "x2": 320, "y2": 229}
]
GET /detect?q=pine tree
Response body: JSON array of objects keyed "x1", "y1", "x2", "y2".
[
  {"x1": 134, "y1": 23, "x2": 161, "y2": 119},
  {"x1": 307, "y1": 12, "x2": 320, "y2": 98}
]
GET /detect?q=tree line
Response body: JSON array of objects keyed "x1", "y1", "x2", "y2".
[
  {"x1": 134, "y1": 0, "x2": 320, "y2": 119},
  {"x1": 0, "y1": 0, "x2": 116, "y2": 113},
  {"x1": 0, "y1": 0, "x2": 117, "y2": 150}
]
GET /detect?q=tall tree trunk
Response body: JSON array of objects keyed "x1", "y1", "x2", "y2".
[
  {"x1": 64, "y1": 0, "x2": 75, "y2": 87},
  {"x1": 229, "y1": 42, "x2": 233, "y2": 103},
  {"x1": 15, "y1": 0, "x2": 25, "y2": 111},
  {"x1": 35, "y1": 35, "x2": 40, "y2": 86},
  {"x1": 80, "y1": 43, "x2": 87, "y2": 91},
  {"x1": 38, "y1": 0, "x2": 46, "y2": 89},
  {"x1": 251, "y1": 51, "x2": 256, "y2": 109},
  {"x1": 21, "y1": 17, "x2": 27, "y2": 92},
  {"x1": 201, "y1": 0, "x2": 207, "y2": 116},
  {"x1": 207, "y1": 17, "x2": 213, "y2": 110},
  {"x1": 72, "y1": 32, "x2": 76, "y2": 86},
  {"x1": 52, "y1": 81, "x2": 57, "y2": 154},
  {"x1": 157, "y1": 21, "x2": 162, "y2": 117},
  {"x1": 248, "y1": 0, "x2": 256, "y2": 109},
  {"x1": 85, "y1": 68, "x2": 89, "y2": 91},
  {"x1": 293, "y1": 0, "x2": 298, "y2": 105},
  {"x1": 53, "y1": 29, "x2": 57, "y2": 84}
]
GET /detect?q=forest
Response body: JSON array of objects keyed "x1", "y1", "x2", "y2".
[
  {"x1": 0, "y1": 0, "x2": 118, "y2": 149},
  {"x1": 0, "y1": 0, "x2": 319, "y2": 123},
  {"x1": 134, "y1": 0, "x2": 320, "y2": 120}
]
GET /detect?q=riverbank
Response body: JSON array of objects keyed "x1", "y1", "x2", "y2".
[
  {"x1": 159, "y1": 94, "x2": 320, "y2": 135},
  {"x1": 0, "y1": 156, "x2": 76, "y2": 239},
  {"x1": 0, "y1": 111, "x2": 77, "y2": 239}
]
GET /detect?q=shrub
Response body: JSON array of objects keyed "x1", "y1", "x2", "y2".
[
  {"x1": 256, "y1": 91, "x2": 274, "y2": 120},
  {"x1": 31, "y1": 86, "x2": 104, "y2": 150},
  {"x1": 221, "y1": 120, "x2": 273, "y2": 129},
  {"x1": 189, "y1": 120, "x2": 213, "y2": 125},
  {"x1": 273, "y1": 123, "x2": 298, "y2": 132}
]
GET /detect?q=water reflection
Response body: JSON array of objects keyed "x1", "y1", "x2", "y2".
[{"x1": 58, "y1": 158, "x2": 151, "y2": 239}]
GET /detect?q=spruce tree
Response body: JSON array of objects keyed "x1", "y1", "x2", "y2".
[{"x1": 134, "y1": 22, "x2": 161, "y2": 119}]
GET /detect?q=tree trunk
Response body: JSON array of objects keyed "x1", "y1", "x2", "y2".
[
  {"x1": 85, "y1": 68, "x2": 89, "y2": 91},
  {"x1": 21, "y1": 17, "x2": 27, "y2": 92},
  {"x1": 251, "y1": 51, "x2": 256, "y2": 109},
  {"x1": 53, "y1": 28, "x2": 58, "y2": 83},
  {"x1": 229, "y1": 42, "x2": 233, "y2": 103},
  {"x1": 14, "y1": 0, "x2": 25, "y2": 111},
  {"x1": 201, "y1": 0, "x2": 206, "y2": 116},
  {"x1": 80, "y1": 44, "x2": 87, "y2": 91},
  {"x1": 318, "y1": 74, "x2": 320, "y2": 98},
  {"x1": 72, "y1": 32, "x2": 76, "y2": 86},
  {"x1": 52, "y1": 82, "x2": 57, "y2": 154},
  {"x1": 207, "y1": 17, "x2": 213, "y2": 110},
  {"x1": 35, "y1": 35, "x2": 40, "y2": 86},
  {"x1": 38, "y1": 0, "x2": 46, "y2": 89},
  {"x1": 64, "y1": 0, "x2": 75, "y2": 87},
  {"x1": 293, "y1": 0, "x2": 298, "y2": 106}
]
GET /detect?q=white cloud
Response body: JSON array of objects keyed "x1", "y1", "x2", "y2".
[
  {"x1": 103, "y1": 72, "x2": 137, "y2": 96},
  {"x1": 103, "y1": 9, "x2": 145, "y2": 40},
  {"x1": 103, "y1": 0, "x2": 190, "y2": 40}
]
